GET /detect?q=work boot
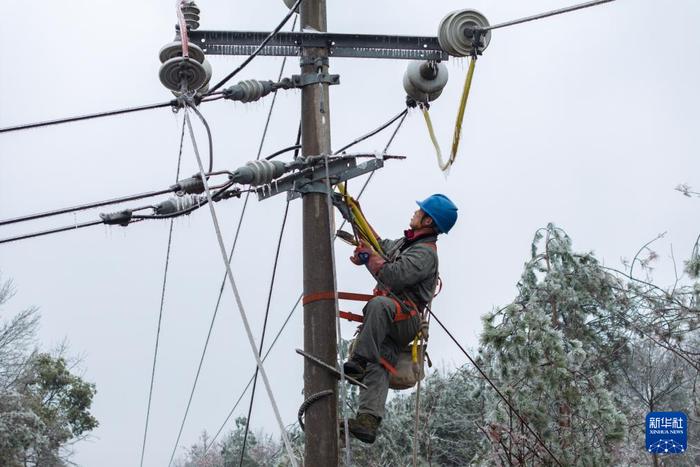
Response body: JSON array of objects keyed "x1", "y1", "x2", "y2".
[
  {"x1": 348, "y1": 413, "x2": 380, "y2": 444},
  {"x1": 342, "y1": 355, "x2": 367, "y2": 384}
]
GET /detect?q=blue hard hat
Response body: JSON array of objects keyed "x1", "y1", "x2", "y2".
[{"x1": 416, "y1": 194, "x2": 458, "y2": 234}]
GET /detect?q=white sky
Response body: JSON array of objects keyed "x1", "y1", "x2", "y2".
[{"x1": 1, "y1": 0, "x2": 698, "y2": 465}]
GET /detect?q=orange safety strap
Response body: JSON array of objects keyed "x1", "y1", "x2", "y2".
[
  {"x1": 302, "y1": 291, "x2": 375, "y2": 306},
  {"x1": 339, "y1": 311, "x2": 364, "y2": 323},
  {"x1": 379, "y1": 357, "x2": 398, "y2": 375}
]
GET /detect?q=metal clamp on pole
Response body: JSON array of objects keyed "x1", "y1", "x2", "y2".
[{"x1": 291, "y1": 73, "x2": 340, "y2": 88}]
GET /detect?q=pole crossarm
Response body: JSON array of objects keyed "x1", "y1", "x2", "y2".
[
  {"x1": 254, "y1": 155, "x2": 397, "y2": 201},
  {"x1": 188, "y1": 30, "x2": 448, "y2": 60}
]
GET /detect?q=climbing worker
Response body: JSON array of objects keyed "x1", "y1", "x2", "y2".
[{"x1": 342, "y1": 193, "x2": 458, "y2": 443}]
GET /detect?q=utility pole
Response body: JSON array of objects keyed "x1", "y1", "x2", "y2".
[{"x1": 299, "y1": 0, "x2": 338, "y2": 464}]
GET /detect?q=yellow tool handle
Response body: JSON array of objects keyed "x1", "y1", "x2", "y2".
[{"x1": 337, "y1": 183, "x2": 384, "y2": 254}]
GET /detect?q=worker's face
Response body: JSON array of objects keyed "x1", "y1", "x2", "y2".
[{"x1": 409, "y1": 209, "x2": 431, "y2": 230}]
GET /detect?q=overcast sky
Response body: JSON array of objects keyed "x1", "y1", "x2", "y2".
[{"x1": 1, "y1": 0, "x2": 699, "y2": 465}]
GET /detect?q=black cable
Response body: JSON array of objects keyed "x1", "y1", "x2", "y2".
[
  {"x1": 266, "y1": 144, "x2": 302, "y2": 160},
  {"x1": 0, "y1": 219, "x2": 106, "y2": 244},
  {"x1": 336, "y1": 108, "x2": 409, "y2": 234},
  {"x1": 0, "y1": 187, "x2": 173, "y2": 227},
  {"x1": 298, "y1": 390, "x2": 334, "y2": 431},
  {"x1": 203, "y1": 294, "x2": 302, "y2": 455},
  {"x1": 334, "y1": 108, "x2": 408, "y2": 155},
  {"x1": 206, "y1": 0, "x2": 303, "y2": 94},
  {"x1": 139, "y1": 116, "x2": 186, "y2": 467},
  {"x1": 0, "y1": 100, "x2": 177, "y2": 135},
  {"x1": 427, "y1": 307, "x2": 564, "y2": 467},
  {"x1": 238, "y1": 200, "x2": 290, "y2": 467},
  {"x1": 188, "y1": 104, "x2": 214, "y2": 172}
]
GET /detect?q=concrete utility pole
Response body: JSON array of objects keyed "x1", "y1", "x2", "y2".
[{"x1": 299, "y1": 0, "x2": 338, "y2": 465}]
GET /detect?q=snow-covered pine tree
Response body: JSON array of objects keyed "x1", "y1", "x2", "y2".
[{"x1": 478, "y1": 224, "x2": 627, "y2": 466}]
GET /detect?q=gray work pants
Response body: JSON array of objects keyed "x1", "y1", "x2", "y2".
[{"x1": 353, "y1": 296, "x2": 419, "y2": 419}]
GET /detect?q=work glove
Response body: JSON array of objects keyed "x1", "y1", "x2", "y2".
[{"x1": 350, "y1": 241, "x2": 374, "y2": 265}]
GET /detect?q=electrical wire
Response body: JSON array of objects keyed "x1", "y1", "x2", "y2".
[
  {"x1": 0, "y1": 100, "x2": 178, "y2": 135},
  {"x1": 183, "y1": 106, "x2": 299, "y2": 466},
  {"x1": 334, "y1": 109, "x2": 408, "y2": 155},
  {"x1": 266, "y1": 144, "x2": 302, "y2": 160},
  {"x1": 238, "y1": 200, "x2": 290, "y2": 467},
  {"x1": 0, "y1": 219, "x2": 107, "y2": 245},
  {"x1": 0, "y1": 187, "x2": 173, "y2": 227},
  {"x1": 206, "y1": 0, "x2": 303, "y2": 94},
  {"x1": 139, "y1": 115, "x2": 186, "y2": 467},
  {"x1": 188, "y1": 104, "x2": 214, "y2": 172},
  {"x1": 203, "y1": 294, "x2": 302, "y2": 455},
  {"x1": 166, "y1": 42, "x2": 298, "y2": 464},
  {"x1": 481, "y1": 0, "x2": 616, "y2": 31},
  {"x1": 426, "y1": 307, "x2": 564, "y2": 467}
]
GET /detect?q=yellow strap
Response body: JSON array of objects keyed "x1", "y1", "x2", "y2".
[
  {"x1": 337, "y1": 183, "x2": 384, "y2": 254},
  {"x1": 421, "y1": 56, "x2": 477, "y2": 172}
]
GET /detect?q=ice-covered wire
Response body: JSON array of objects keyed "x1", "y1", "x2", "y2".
[
  {"x1": 206, "y1": 0, "x2": 303, "y2": 94},
  {"x1": 298, "y1": 390, "x2": 334, "y2": 431},
  {"x1": 238, "y1": 200, "x2": 290, "y2": 467},
  {"x1": 426, "y1": 307, "x2": 564, "y2": 467},
  {"x1": 139, "y1": 115, "x2": 186, "y2": 467},
  {"x1": 203, "y1": 294, "x2": 302, "y2": 454},
  {"x1": 181, "y1": 106, "x2": 298, "y2": 466},
  {"x1": 265, "y1": 144, "x2": 302, "y2": 160},
  {"x1": 0, "y1": 187, "x2": 173, "y2": 227},
  {"x1": 334, "y1": 108, "x2": 408, "y2": 155},
  {"x1": 481, "y1": 0, "x2": 616, "y2": 31}
]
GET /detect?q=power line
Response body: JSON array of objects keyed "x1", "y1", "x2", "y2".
[
  {"x1": 0, "y1": 100, "x2": 176, "y2": 135},
  {"x1": 427, "y1": 307, "x2": 564, "y2": 467},
  {"x1": 0, "y1": 219, "x2": 108, "y2": 244},
  {"x1": 206, "y1": 0, "x2": 303, "y2": 94},
  {"x1": 334, "y1": 108, "x2": 408, "y2": 155},
  {"x1": 183, "y1": 106, "x2": 299, "y2": 466},
  {"x1": 204, "y1": 294, "x2": 302, "y2": 454},
  {"x1": 139, "y1": 116, "x2": 186, "y2": 467},
  {"x1": 165, "y1": 31, "x2": 298, "y2": 463},
  {"x1": 0, "y1": 188, "x2": 172, "y2": 227},
  {"x1": 482, "y1": 0, "x2": 616, "y2": 31},
  {"x1": 238, "y1": 200, "x2": 290, "y2": 467}
]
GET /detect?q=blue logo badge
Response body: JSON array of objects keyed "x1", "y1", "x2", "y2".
[{"x1": 646, "y1": 411, "x2": 687, "y2": 454}]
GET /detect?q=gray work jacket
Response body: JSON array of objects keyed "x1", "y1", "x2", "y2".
[{"x1": 375, "y1": 233, "x2": 439, "y2": 310}]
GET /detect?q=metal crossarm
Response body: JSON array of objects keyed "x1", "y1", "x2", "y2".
[{"x1": 188, "y1": 30, "x2": 448, "y2": 60}]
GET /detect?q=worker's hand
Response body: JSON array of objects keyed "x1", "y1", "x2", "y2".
[{"x1": 350, "y1": 240, "x2": 374, "y2": 265}]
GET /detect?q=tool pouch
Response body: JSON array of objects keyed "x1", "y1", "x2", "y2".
[{"x1": 389, "y1": 344, "x2": 426, "y2": 390}]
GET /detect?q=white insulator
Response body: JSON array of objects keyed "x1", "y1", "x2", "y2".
[
  {"x1": 182, "y1": 1, "x2": 201, "y2": 30},
  {"x1": 246, "y1": 160, "x2": 287, "y2": 185},
  {"x1": 238, "y1": 79, "x2": 266, "y2": 103},
  {"x1": 159, "y1": 57, "x2": 208, "y2": 92},
  {"x1": 171, "y1": 58, "x2": 212, "y2": 97},
  {"x1": 403, "y1": 61, "x2": 449, "y2": 103},
  {"x1": 159, "y1": 41, "x2": 206, "y2": 64},
  {"x1": 231, "y1": 160, "x2": 287, "y2": 186},
  {"x1": 437, "y1": 9, "x2": 491, "y2": 57},
  {"x1": 155, "y1": 194, "x2": 201, "y2": 215}
]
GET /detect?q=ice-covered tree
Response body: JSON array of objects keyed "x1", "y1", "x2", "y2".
[{"x1": 478, "y1": 224, "x2": 627, "y2": 466}]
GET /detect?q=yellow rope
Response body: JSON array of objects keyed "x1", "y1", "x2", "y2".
[{"x1": 421, "y1": 56, "x2": 477, "y2": 172}]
